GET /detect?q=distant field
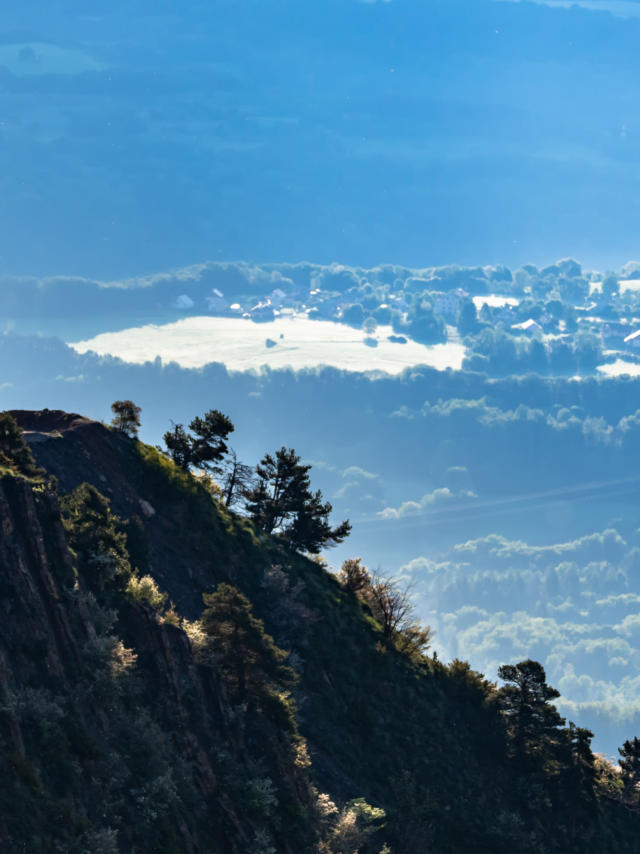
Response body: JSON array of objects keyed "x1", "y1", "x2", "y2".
[{"x1": 70, "y1": 316, "x2": 466, "y2": 374}]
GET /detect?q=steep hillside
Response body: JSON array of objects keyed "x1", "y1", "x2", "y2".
[
  {"x1": 2, "y1": 410, "x2": 640, "y2": 853},
  {"x1": 0, "y1": 475, "x2": 326, "y2": 853}
]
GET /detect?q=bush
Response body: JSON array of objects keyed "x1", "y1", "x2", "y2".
[
  {"x1": 0, "y1": 412, "x2": 42, "y2": 478},
  {"x1": 338, "y1": 558, "x2": 371, "y2": 594},
  {"x1": 126, "y1": 574, "x2": 168, "y2": 611}
]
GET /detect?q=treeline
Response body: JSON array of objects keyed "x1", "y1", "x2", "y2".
[
  {"x1": 463, "y1": 328, "x2": 603, "y2": 376},
  {"x1": 111, "y1": 400, "x2": 351, "y2": 554}
]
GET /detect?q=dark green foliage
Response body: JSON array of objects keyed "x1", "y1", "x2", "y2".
[
  {"x1": 285, "y1": 488, "x2": 351, "y2": 553},
  {"x1": 162, "y1": 422, "x2": 192, "y2": 470},
  {"x1": 110, "y1": 400, "x2": 141, "y2": 437},
  {"x1": 498, "y1": 659, "x2": 564, "y2": 765},
  {"x1": 246, "y1": 446, "x2": 351, "y2": 553},
  {"x1": 1, "y1": 475, "x2": 319, "y2": 854},
  {"x1": 163, "y1": 408, "x2": 234, "y2": 473},
  {"x1": 61, "y1": 482, "x2": 133, "y2": 592},
  {"x1": 618, "y1": 736, "x2": 640, "y2": 801},
  {"x1": 0, "y1": 412, "x2": 41, "y2": 478},
  {"x1": 200, "y1": 583, "x2": 295, "y2": 700},
  {"x1": 120, "y1": 514, "x2": 149, "y2": 574},
  {"x1": 246, "y1": 447, "x2": 311, "y2": 534},
  {"x1": 560, "y1": 722, "x2": 597, "y2": 830},
  {"x1": 188, "y1": 409, "x2": 234, "y2": 470}
]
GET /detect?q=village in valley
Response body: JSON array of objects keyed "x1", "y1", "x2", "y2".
[{"x1": 161, "y1": 258, "x2": 640, "y2": 378}]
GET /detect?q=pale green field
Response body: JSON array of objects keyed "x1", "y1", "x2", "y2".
[{"x1": 70, "y1": 316, "x2": 466, "y2": 374}]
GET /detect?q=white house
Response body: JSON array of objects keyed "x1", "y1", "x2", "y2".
[{"x1": 512, "y1": 318, "x2": 543, "y2": 335}]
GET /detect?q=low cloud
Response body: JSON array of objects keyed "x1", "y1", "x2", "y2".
[
  {"x1": 379, "y1": 487, "x2": 477, "y2": 520},
  {"x1": 55, "y1": 374, "x2": 85, "y2": 383},
  {"x1": 342, "y1": 465, "x2": 379, "y2": 481},
  {"x1": 453, "y1": 529, "x2": 627, "y2": 565},
  {"x1": 501, "y1": 0, "x2": 640, "y2": 21}
]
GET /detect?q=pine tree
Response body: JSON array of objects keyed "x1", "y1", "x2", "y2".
[
  {"x1": 163, "y1": 423, "x2": 193, "y2": 470},
  {"x1": 188, "y1": 409, "x2": 234, "y2": 472},
  {"x1": 61, "y1": 483, "x2": 132, "y2": 592},
  {"x1": 163, "y1": 409, "x2": 234, "y2": 473},
  {"x1": 619, "y1": 736, "x2": 640, "y2": 802},
  {"x1": 498, "y1": 660, "x2": 565, "y2": 765},
  {"x1": 200, "y1": 584, "x2": 295, "y2": 698},
  {"x1": 560, "y1": 723, "x2": 596, "y2": 843},
  {"x1": 246, "y1": 447, "x2": 350, "y2": 553},
  {"x1": 284, "y1": 488, "x2": 351, "y2": 553},
  {"x1": 110, "y1": 400, "x2": 142, "y2": 437}
]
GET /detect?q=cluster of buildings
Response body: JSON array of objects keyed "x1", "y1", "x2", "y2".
[{"x1": 171, "y1": 272, "x2": 640, "y2": 359}]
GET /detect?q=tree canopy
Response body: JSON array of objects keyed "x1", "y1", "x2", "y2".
[
  {"x1": 245, "y1": 447, "x2": 351, "y2": 553},
  {"x1": 163, "y1": 409, "x2": 234, "y2": 473},
  {"x1": 619, "y1": 736, "x2": 640, "y2": 802},
  {"x1": 110, "y1": 400, "x2": 142, "y2": 437},
  {"x1": 338, "y1": 560, "x2": 432, "y2": 661},
  {"x1": 498, "y1": 659, "x2": 565, "y2": 764},
  {"x1": 200, "y1": 583, "x2": 295, "y2": 699},
  {"x1": 61, "y1": 482, "x2": 133, "y2": 593},
  {"x1": 0, "y1": 412, "x2": 41, "y2": 478}
]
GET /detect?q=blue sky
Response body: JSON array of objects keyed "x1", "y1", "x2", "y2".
[{"x1": 2, "y1": 0, "x2": 640, "y2": 277}]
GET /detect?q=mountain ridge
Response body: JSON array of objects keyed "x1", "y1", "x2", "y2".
[{"x1": 1, "y1": 408, "x2": 640, "y2": 852}]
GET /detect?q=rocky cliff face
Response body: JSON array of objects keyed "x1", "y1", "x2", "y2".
[
  {"x1": 0, "y1": 477, "x2": 77, "y2": 687},
  {"x1": 0, "y1": 472, "x2": 318, "y2": 853}
]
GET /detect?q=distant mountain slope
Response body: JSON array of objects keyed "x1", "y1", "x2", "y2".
[{"x1": 3, "y1": 0, "x2": 640, "y2": 275}]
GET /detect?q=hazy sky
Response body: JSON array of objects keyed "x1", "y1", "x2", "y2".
[
  {"x1": 2, "y1": 0, "x2": 640, "y2": 277},
  {"x1": 503, "y1": 0, "x2": 640, "y2": 17}
]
